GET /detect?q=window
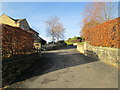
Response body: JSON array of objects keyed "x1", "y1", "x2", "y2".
[
  {"x1": 21, "y1": 25, "x2": 28, "y2": 31},
  {"x1": 21, "y1": 25, "x2": 25, "y2": 30}
]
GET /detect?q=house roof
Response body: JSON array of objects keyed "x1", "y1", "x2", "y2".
[
  {"x1": 29, "y1": 28, "x2": 39, "y2": 35},
  {"x1": 38, "y1": 36, "x2": 47, "y2": 45},
  {"x1": 9, "y1": 17, "x2": 25, "y2": 22},
  {"x1": 14, "y1": 19, "x2": 25, "y2": 22}
]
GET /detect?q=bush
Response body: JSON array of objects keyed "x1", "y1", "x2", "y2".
[
  {"x1": 1, "y1": 24, "x2": 35, "y2": 58},
  {"x1": 83, "y1": 17, "x2": 120, "y2": 48}
]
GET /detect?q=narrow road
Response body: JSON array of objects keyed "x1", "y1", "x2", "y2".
[{"x1": 10, "y1": 46, "x2": 118, "y2": 88}]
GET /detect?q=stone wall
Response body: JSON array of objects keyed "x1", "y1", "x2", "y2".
[
  {"x1": 77, "y1": 43, "x2": 119, "y2": 67},
  {"x1": 77, "y1": 44, "x2": 84, "y2": 54}
]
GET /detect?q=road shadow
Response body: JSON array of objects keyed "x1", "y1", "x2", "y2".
[
  {"x1": 8, "y1": 46, "x2": 99, "y2": 86},
  {"x1": 3, "y1": 46, "x2": 99, "y2": 85},
  {"x1": 84, "y1": 50, "x2": 100, "y2": 60}
]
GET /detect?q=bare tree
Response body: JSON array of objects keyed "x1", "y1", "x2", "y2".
[
  {"x1": 81, "y1": 2, "x2": 117, "y2": 37},
  {"x1": 54, "y1": 23, "x2": 65, "y2": 41},
  {"x1": 82, "y1": 2, "x2": 117, "y2": 24},
  {"x1": 100, "y1": 2, "x2": 117, "y2": 22},
  {"x1": 45, "y1": 16, "x2": 65, "y2": 42}
]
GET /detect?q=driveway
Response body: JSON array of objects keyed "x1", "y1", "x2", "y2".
[{"x1": 10, "y1": 46, "x2": 118, "y2": 88}]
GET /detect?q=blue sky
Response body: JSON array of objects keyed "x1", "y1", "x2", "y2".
[
  {"x1": 2, "y1": 2, "x2": 86, "y2": 42},
  {"x1": 2, "y1": 2, "x2": 118, "y2": 42}
]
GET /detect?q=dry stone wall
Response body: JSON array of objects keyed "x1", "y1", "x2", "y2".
[
  {"x1": 77, "y1": 43, "x2": 119, "y2": 67},
  {"x1": 77, "y1": 44, "x2": 84, "y2": 54}
]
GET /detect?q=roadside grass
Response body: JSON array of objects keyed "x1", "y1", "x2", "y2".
[
  {"x1": 65, "y1": 41, "x2": 85, "y2": 45},
  {"x1": 77, "y1": 42, "x2": 85, "y2": 45},
  {"x1": 65, "y1": 41, "x2": 73, "y2": 45}
]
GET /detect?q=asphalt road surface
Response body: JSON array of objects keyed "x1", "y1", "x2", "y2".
[{"x1": 10, "y1": 46, "x2": 118, "y2": 88}]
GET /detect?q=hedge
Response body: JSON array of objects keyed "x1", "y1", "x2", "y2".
[
  {"x1": 1, "y1": 24, "x2": 35, "y2": 58},
  {"x1": 84, "y1": 17, "x2": 120, "y2": 48}
]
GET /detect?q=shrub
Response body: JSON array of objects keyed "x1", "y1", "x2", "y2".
[
  {"x1": 1, "y1": 24, "x2": 35, "y2": 58},
  {"x1": 83, "y1": 17, "x2": 120, "y2": 48}
]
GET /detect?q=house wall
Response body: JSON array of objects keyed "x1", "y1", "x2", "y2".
[
  {"x1": 19, "y1": 19, "x2": 30, "y2": 31},
  {"x1": 0, "y1": 14, "x2": 17, "y2": 27}
]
